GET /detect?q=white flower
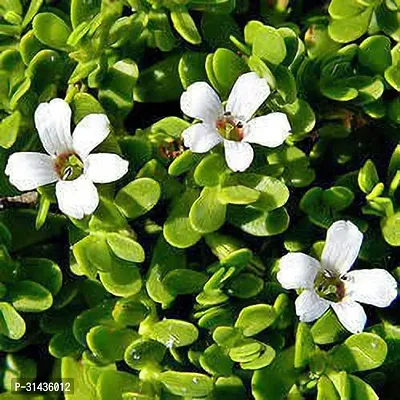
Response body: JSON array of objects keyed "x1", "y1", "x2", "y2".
[
  {"x1": 277, "y1": 220, "x2": 398, "y2": 333},
  {"x1": 5, "y1": 99, "x2": 129, "y2": 219},
  {"x1": 180, "y1": 72, "x2": 291, "y2": 172}
]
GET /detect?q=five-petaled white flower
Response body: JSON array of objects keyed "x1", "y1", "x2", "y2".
[
  {"x1": 180, "y1": 72, "x2": 291, "y2": 172},
  {"x1": 5, "y1": 99, "x2": 129, "y2": 219},
  {"x1": 277, "y1": 220, "x2": 397, "y2": 333}
]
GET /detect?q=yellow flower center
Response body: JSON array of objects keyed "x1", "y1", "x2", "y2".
[
  {"x1": 314, "y1": 270, "x2": 345, "y2": 303},
  {"x1": 53, "y1": 153, "x2": 84, "y2": 181},
  {"x1": 216, "y1": 112, "x2": 244, "y2": 142}
]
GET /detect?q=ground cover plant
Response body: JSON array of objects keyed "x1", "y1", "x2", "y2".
[{"x1": 0, "y1": 0, "x2": 399, "y2": 399}]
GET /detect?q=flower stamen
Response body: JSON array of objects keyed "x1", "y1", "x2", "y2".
[
  {"x1": 314, "y1": 270, "x2": 345, "y2": 303},
  {"x1": 54, "y1": 153, "x2": 84, "y2": 181},
  {"x1": 216, "y1": 115, "x2": 244, "y2": 141}
]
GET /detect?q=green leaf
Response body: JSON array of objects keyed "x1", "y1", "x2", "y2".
[
  {"x1": 27, "y1": 49, "x2": 64, "y2": 95},
  {"x1": 171, "y1": 7, "x2": 201, "y2": 45},
  {"x1": 248, "y1": 55, "x2": 276, "y2": 89},
  {"x1": 99, "y1": 59, "x2": 139, "y2": 118},
  {"x1": 348, "y1": 374, "x2": 379, "y2": 400},
  {"x1": 97, "y1": 370, "x2": 139, "y2": 400},
  {"x1": 163, "y1": 269, "x2": 208, "y2": 295},
  {"x1": 106, "y1": 233, "x2": 145, "y2": 263},
  {"x1": 241, "y1": 345, "x2": 276, "y2": 370},
  {"x1": 73, "y1": 300, "x2": 116, "y2": 346},
  {"x1": 124, "y1": 338, "x2": 166, "y2": 370},
  {"x1": 311, "y1": 310, "x2": 347, "y2": 345},
  {"x1": 281, "y1": 99, "x2": 316, "y2": 136},
  {"x1": 159, "y1": 371, "x2": 214, "y2": 398},
  {"x1": 389, "y1": 144, "x2": 400, "y2": 177},
  {"x1": 112, "y1": 298, "x2": 149, "y2": 326},
  {"x1": 178, "y1": 51, "x2": 208, "y2": 89},
  {"x1": 245, "y1": 20, "x2": 265, "y2": 46},
  {"x1": 359, "y1": 35, "x2": 392, "y2": 74},
  {"x1": 358, "y1": 159, "x2": 380, "y2": 194},
  {"x1": 213, "y1": 326, "x2": 242, "y2": 348},
  {"x1": 329, "y1": 333, "x2": 387, "y2": 372},
  {"x1": 73, "y1": 235, "x2": 113, "y2": 278},
  {"x1": 228, "y1": 206, "x2": 290, "y2": 237},
  {"x1": 200, "y1": 344, "x2": 234, "y2": 376},
  {"x1": 300, "y1": 187, "x2": 334, "y2": 229},
  {"x1": 49, "y1": 329, "x2": 82, "y2": 358},
  {"x1": 148, "y1": 319, "x2": 198, "y2": 348},
  {"x1": 381, "y1": 212, "x2": 400, "y2": 246},
  {"x1": 3, "y1": 354, "x2": 37, "y2": 392},
  {"x1": 224, "y1": 174, "x2": 289, "y2": 212},
  {"x1": 328, "y1": 8, "x2": 373, "y2": 43},
  {"x1": 321, "y1": 81, "x2": 359, "y2": 101},
  {"x1": 322, "y1": 186, "x2": 354, "y2": 211},
  {"x1": 147, "y1": 9, "x2": 177, "y2": 52},
  {"x1": 0, "y1": 111, "x2": 20, "y2": 149},
  {"x1": 252, "y1": 347, "x2": 299, "y2": 400},
  {"x1": 274, "y1": 65, "x2": 297, "y2": 103},
  {"x1": 229, "y1": 340, "x2": 262, "y2": 363},
  {"x1": 62, "y1": 357, "x2": 96, "y2": 400},
  {"x1": 146, "y1": 236, "x2": 186, "y2": 307},
  {"x1": 385, "y1": 63, "x2": 400, "y2": 91},
  {"x1": 0, "y1": 0, "x2": 23, "y2": 16},
  {"x1": 7, "y1": 281, "x2": 53, "y2": 312},
  {"x1": 71, "y1": 0, "x2": 101, "y2": 29},
  {"x1": 328, "y1": 0, "x2": 367, "y2": 19},
  {"x1": 168, "y1": 150, "x2": 203, "y2": 177},
  {"x1": 89, "y1": 199, "x2": 128, "y2": 232},
  {"x1": 33, "y1": 13, "x2": 71, "y2": 51},
  {"x1": 214, "y1": 376, "x2": 246, "y2": 399},
  {"x1": 22, "y1": 0, "x2": 43, "y2": 28},
  {"x1": 212, "y1": 48, "x2": 248, "y2": 98},
  {"x1": 201, "y1": 12, "x2": 241, "y2": 51},
  {"x1": 295, "y1": 323, "x2": 315, "y2": 368},
  {"x1": 235, "y1": 304, "x2": 276, "y2": 337},
  {"x1": 190, "y1": 186, "x2": 227, "y2": 234},
  {"x1": 388, "y1": 96, "x2": 400, "y2": 123},
  {"x1": 116, "y1": 178, "x2": 160, "y2": 219},
  {"x1": 194, "y1": 153, "x2": 226, "y2": 187},
  {"x1": 253, "y1": 26, "x2": 287, "y2": 65},
  {"x1": 0, "y1": 302, "x2": 25, "y2": 340},
  {"x1": 219, "y1": 186, "x2": 260, "y2": 205},
  {"x1": 71, "y1": 93, "x2": 104, "y2": 123},
  {"x1": 99, "y1": 260, "x2": 142, "y2": 298},
  {"x1": 87, "y1": 326, "x2": 137, "y2": 363},
  {"x1": 18, "y1": 258, "x2": 62, "y2": 296},
  {"x1": 317, "y1": 376, "x2": 340, "y2": 400},
  {"x1": 376, "y1": 2, "x2": 400, "y2": 41},
  {"x1": 134, "y1": 55, "x2": 183, "y2": 103},
  {"x1": 164, "y1": 188, "x2": 202, "y2": 248},
  {"x1": 226, "y1": 273, "x2": 264, "y2": 299}
]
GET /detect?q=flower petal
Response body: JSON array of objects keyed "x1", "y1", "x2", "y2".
[
  {"x1": 182, "y1": 123, "x2": 221, "y2": 153},
  {"x1": 85, "y1": 153, "x2": 129, "y2": 184},
  {"x1": 34, "y1": 98, "x2": 72, "y2": 155},
  {"x1": 278, "y1": 253, "x2": 321, "y2": 290},
  {"x1": 72, "y1": 114, "x2": 110, "y2": 160},
  {"x1": 56, "y1": 175, "x2": 99, "y2": 219},
  {"x1": 226, "y1": 72, "x2": 271, "y2": 122},
  {"x1": 244, "y1": 113, "x2": 291, "y2": 148},
  {"x1": 344, "y1": 269, "x2": 398, "y2": 308},
  {"x1": 331, "y1": 300, "x2": 367, "y2": 334},
  {"x1": 295, "y1": 289, "x2": 329, "y2": 323},
  {"x1": 180, "y1": 82, "x2": 222, "y2": 123},
  {"x1": 223, "y1": 140, "x2": 254, "y2": 172},
  {"x1": 321, "y1": 220, "x2": 363, "y2": 276},
  {"x1": 5, "y1": 152, "x2": 57, "y2": 191}
]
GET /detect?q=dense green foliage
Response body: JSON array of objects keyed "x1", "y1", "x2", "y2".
[{"x1": 0, "y1": 0, "x2": 399, "y2": 399}]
